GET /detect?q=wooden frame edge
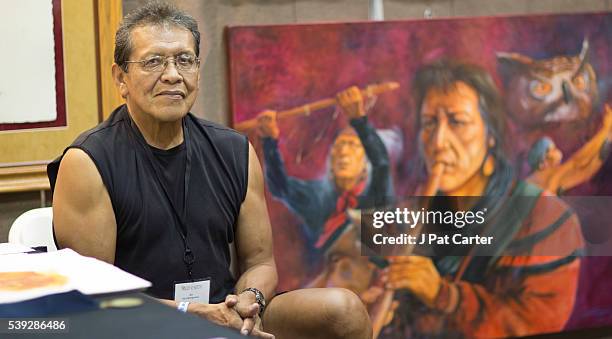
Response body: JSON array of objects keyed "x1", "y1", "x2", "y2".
[
  {"x1": 0, "y1": 164, "x2": 50, "y2": 194},
  {"x1": 95, "y1": 0, "x2": 123, "y2": 121}
]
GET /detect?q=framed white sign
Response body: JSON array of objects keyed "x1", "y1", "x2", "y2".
[{"x1": 0, "y1": 0, "x2": 65, "y2": 130}]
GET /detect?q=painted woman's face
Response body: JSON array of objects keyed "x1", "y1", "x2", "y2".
[
  {"x1": 541, "y1": 144, "x2": 563, "y2": 170},
  {"x1": 419, "y1": 81, "x2": 488, "y2": 194}
]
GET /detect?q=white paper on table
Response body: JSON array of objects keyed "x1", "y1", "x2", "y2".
[
  {"x1": 0, "y1": 249, "x2": 152, "y2": 304},
  {"x1": 0, "y1": 243, "x2": 35, "y2": 255}
]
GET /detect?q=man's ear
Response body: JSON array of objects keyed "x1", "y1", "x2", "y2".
[
  {"x1": 196, "y1": 63, "x2": 201, "y2": 84},
  {"x1": 112, "y1": 63, "x2": 128, "y2": 98}
]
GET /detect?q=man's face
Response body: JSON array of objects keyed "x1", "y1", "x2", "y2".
[
  {"x1": 330, "y1": 133, "x2": 366, "y2": 182},
  {"x1": 118, "y1": 24, "x2": 200, "y2": 122},
  {"x1": 419, "y1": 81, "x2": 488, "y2": 194}
]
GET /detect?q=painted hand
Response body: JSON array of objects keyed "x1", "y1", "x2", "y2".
[
  {"x1": 336, "y1": 86, "x2": 366, "y2": 120},
  {"x1": 421, "y1": 162, "x2": 445, "y2": 196},
  {"x1": 359, "y1": 285, "x2": 384, "y2": 305},
  {"x1": 256, "y1": 110, "x2": 280, "y2": 139},
  {"x1": 603, "y1": 104, "x2": 612, "y2": 130},
  {"x1": 384, "y1": 256, "x2": 442, "y2": 308}
]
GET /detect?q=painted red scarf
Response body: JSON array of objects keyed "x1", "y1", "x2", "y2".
[{"x1": 315, "y1": 178, "x2": 367, "y2": 248}]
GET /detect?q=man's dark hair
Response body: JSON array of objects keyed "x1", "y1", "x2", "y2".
[
  {"x1": 114, "y1": 1, "x2": 201, "y2": 72},
  {"x1": 412, "y1": 60, "x2": 513, "y2": 198}
]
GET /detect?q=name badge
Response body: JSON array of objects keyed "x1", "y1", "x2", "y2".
[{"x1": 174, "y1": 278, "x2": 210, "y2": 304}]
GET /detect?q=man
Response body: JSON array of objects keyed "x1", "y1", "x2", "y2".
[
  {"x1": 48, "y1": 2, "x2": 370, "y2": 338},
  {"x1": 256, "y1": 87, "x2": 392, "y2": 250},
  {"x1": 380, "y1": 61, "x2": 584, "y2": 338},
  {"x1": 256, "y1": 88, "x2": 392, "y2": 310}
]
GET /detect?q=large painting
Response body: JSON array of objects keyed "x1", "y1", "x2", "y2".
[{"x1": 228, "y1": 12, "x2": 612, "y2": 337}]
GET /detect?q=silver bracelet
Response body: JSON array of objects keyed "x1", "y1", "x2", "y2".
[{"x1": 177, "y1": 301, "x2": 190, "y2": 313}]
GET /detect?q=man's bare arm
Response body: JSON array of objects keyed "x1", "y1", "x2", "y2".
[
  {"x1": 228, "y1": 142, "x2": 278, "y2": 337},
  {"x1": 52, "y1": 148, "x2": 116, "y2": 264},
  {"x1": 234, "y1": 142, "x2": 278, "y2": 300}
]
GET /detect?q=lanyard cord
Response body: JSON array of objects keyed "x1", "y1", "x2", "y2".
[{"x1": 127, "y1": 113, "x2": 195, "y2": 280}]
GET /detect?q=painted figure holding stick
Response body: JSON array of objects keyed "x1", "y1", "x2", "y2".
[
  {"x1": 256, "y1": 86, "x2": 393, "y2": 250},
  {"x1": 256, "y1": 86, "x2": 396, "y2": 316}
]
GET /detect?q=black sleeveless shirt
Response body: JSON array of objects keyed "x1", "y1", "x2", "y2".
[
  {"x1": 48, "y1": 105, "x2": 248, "y2": 302},
  {"x1": 150, "y1": 142, "x2": 187, "y2": 218}
]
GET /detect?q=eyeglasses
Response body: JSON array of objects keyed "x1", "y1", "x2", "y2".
[{"x1": 124, "y1": 53, "x2": 200, "y2": 73}]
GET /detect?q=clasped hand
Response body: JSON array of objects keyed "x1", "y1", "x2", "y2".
[{"x1": 189, "y1": 292, "x2": 274, "y2": 338}]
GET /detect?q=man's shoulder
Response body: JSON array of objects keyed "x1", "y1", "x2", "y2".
[
  {"x1": 187, "y1": 113, "x2": 247, "y2": 143},
  {"x1": 510, "y1": 180, "x2": 576, "y2": 226},
  {"x1": 73, "y1": 105, "x2": 129, "y2": 149},
  {"x1": 516, "y1": 181, "x2": 572, "y2": 213},
  {"x1": 506, "y1": 180, "x2": 584, "y2": 257},
  {"x1": 187, "y1": 113, "x2": 242, "y2": 134},
  {"x1": 47, "y1": 106, "x2": 129, "y2": 194}
]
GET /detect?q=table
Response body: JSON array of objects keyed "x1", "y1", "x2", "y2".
[{"x1": 9, "y1": 293, "x2": 245, "y2": 339}]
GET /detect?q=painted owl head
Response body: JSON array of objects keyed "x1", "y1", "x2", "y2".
[{"x1": 497, "y1": 40, "x2": 598, "y2": 128}]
